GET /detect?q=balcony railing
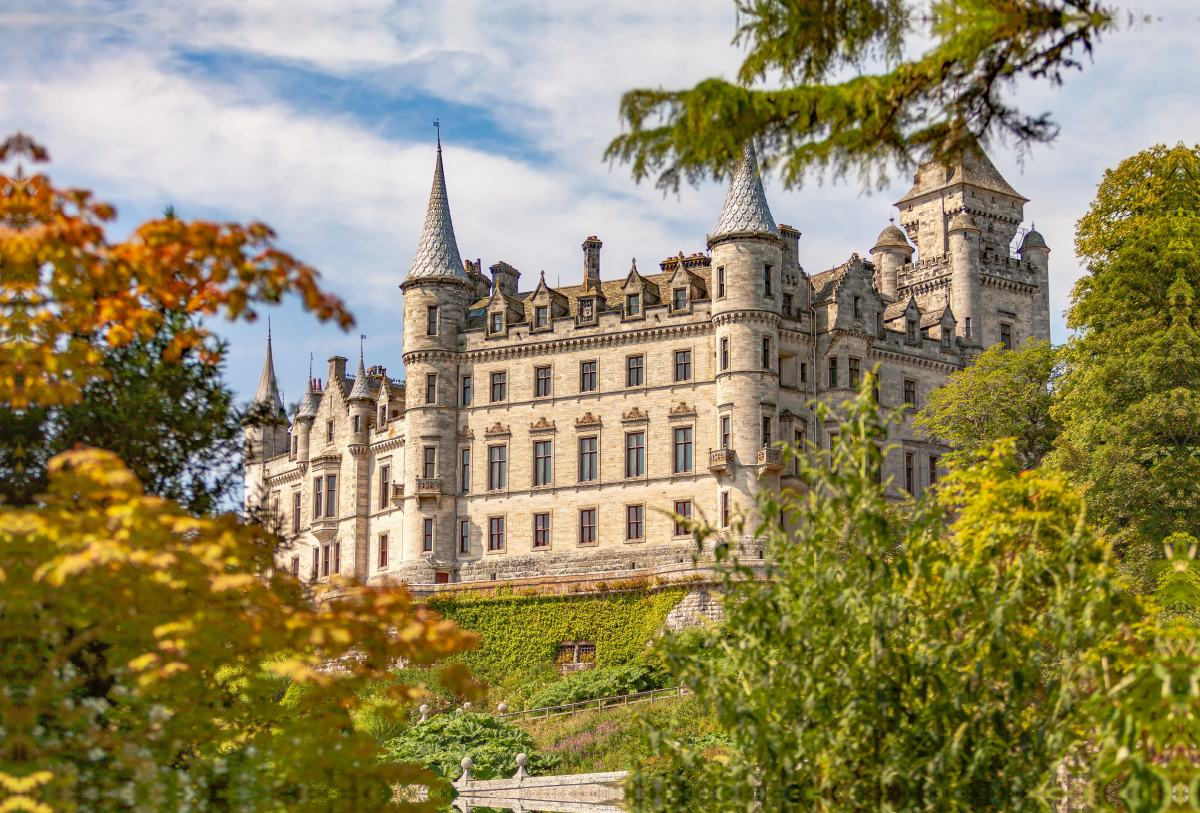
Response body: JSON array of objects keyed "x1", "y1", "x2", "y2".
[
  {"x1": 757, "y1": 447, "x2": 785, "y2": 472},
  {"x1": 416, "y1": 478, "x2": 442, "y2": 504},
  {"x1": 708, "y1": 448, "x2": 735, "y2": 472}
]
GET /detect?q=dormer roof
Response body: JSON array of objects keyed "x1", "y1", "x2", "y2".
[
  {"x1": 711, "y1": 142, "x2": 778, "y2": 239},
  {"x1": 403, "y1": 145, "x2": 470, "y2": 286}
]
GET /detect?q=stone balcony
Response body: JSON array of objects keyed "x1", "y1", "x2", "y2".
[
  {"x1": 391, "y1": 482, "x2": 405, "y2": 507},
  {"x1": 310, "y1": 517, "x2": 339, "y2": 542},
  {"x1": 416, "y1": 478, "x2": 443, "y2": 505},
  {"x1": 708, "y1": 448, "x2": 735, "y2": 473},
  {"x1": 757, "y1": 447, "x2": 785, "y2": 473}
]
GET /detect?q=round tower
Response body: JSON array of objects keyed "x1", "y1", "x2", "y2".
[
  {"x1": 708, "y1": 142, "x2": 784, "y2": 534},
  {"x1": 870, "y1": 220, "x2": 913, "y2": 301},
  {"x1": 948, "y1": 211, "x2": 981, "y2": 345},
  {"x1": 243, "y1": 328, "x2": 290, "y2": 514},
  {"x1": 1020, "y1": 227, "x2": 1051, "y2": 342},
  {"x1": 293, "y1": 373, "x2": 319, "y2": 468},
  {"x1": 398, "y1": 143, "x2": 474, "y2": 584}
]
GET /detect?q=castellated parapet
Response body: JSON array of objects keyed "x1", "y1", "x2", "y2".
[{"x1": 244, "y1": 137, "x2": 1054, "y2": 589}]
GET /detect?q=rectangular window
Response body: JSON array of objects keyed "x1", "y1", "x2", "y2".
[
  {"x1": 425, "y1": 373, "x2": 437, "y2": 404},
  {"x1": 580, "y1": 361, "x2": 598, "y2": 392},
  {"x1": 849, "y1": 357, "x2": 860, "y2": 388},
  {"x1": 720, "y1": 337, "x2": 729, "y2": 371},
  {"x1": 1001, "y1": 322, "x2": 1012, "y2": 350},
  {"x1": 535, "y1": 366, "x2": 552, "y2": 398},
  {"x1": 427, "y1": 306, "x2": 438, "y2": 336},
  {"x1": 964, "y1": 316, "x2": 972, "y2": 338},
  {"x1": 313, "y1": 477, "x2": 322, "y2": 519},
  {"x1": 461, "y1": 375, "x2": 472, "y2": 406},
  {"x1": 292, "y1": 435, "x2": 298, "y2": 456},
  {"x1": 626, "y1": 505, "x2": 644, "y2": 540},
  {"x1": 853, "y1": 296, "x2": 862, "y2": 318},
  {"x1": 625, "y1": 432, "x2": 645, "y2": 477},
  {"x1": 326, "y1": 420, "x2": 333, "y2": 443},
  {"x1": 721, "y1": 491, "x2": 730, "y2": 528},
  {"x1": 626, "y1": 355, "x2": 644, "y2": 387},
  {"x1": 905, "y1": 452, "x2": 915, "y2": 494},
  {"x1": 579, "y1": 437, "x2": 598, "y2": 482},
  {"x1": 783, "y1": 293, "x2": 792, "y2": 316},
  {"x1": 764, "y1": 265, "x2": 773, "y2": 298},
  {"x1": 423, "y1": 518, "x2": 434, "y2": 552},
  {"x1": 941, "y1": 331, "x2": 950, "y2": 349},
  {"x1": 423, "y1": 446, "x2": 436, "y2": 479},
  {"x1": 379, "y1": 534, "x2": 388, "y2": 569},
  {"x1": 460, "y1": 448, "x2": 470, "y2": 494},
  {"x1": 490, "y1": 371, "x2": 506, "y2": 402},
  {"x1": 762, "y1": 337, "x2": 771, "y2": 370},
  {"x1": 626, "y1": 293, "x2": 640, "y2": 316},
  {"x1": 488, "y1": 517, "x2": 505, "y2": 551},
  {"x1": 877, "y1": 313, "x2": 883, "y2": 334},
  {"x1": 717, "y1": 267, "x2": 726, "y2": 298},
  {"x1": 534, "y1": 440, "x2": 553, "y2": 486},
  {"x1": 907, "y1": 320, "x2": 917, "y2": 342},
  {"x1": 929, "y1": 455, "x2": 939, "y2": 486},
  {"x1": 903, "y1": 379, "x2": 916, "y2": 408},
  {"x1": 673, "y1": 287, "x2": 687, "y2": 310},
  {"x1": 674, "y1": 500, "x2": 692, "y2": 536},
  {"x1": 379, "y1": 406, "x2": 387, "y2": 426},
  {"x1": 312, "y1": 547, "x2": 319, "y2": 580},
  {"x1": 535, "y1": 305, "x2": 548, "y2": 328},
  {"x1": 795, "y1": 429, "x2": 803, "y2": 475},
  {"x1": 675, "y1": 349, "x2": 692, "y2": 382},
  {"x1": 332, "y1": 543, "x2": 340, "y2": 575},
  {"x1": 379, "y1": 465, "x2": 390, "y2": 509},
  {"x1": 721, "y1": 415, "x2": 731, "y2": 449},
  {"x1": 293, "y1": 492, "x2": 301, "y2": 533},
  {"x1": 325, "y1": 474, "x2": 336, "y2": 517},
  {"x1": 800, "y1": 362, "x2": 807, "y2": 383},
  {"x1": 322, "y1": 544, "x2": 330, "y2": 577},
  {"x1": 291, "y1": 556, "x2": 299, "y2": 576},
  {"x1": 534, "y1": 513, "x2": 550, "y2": 548},
  {"x1": 580, "y1": 509, "x2": 597, "y2": 545},
  {"x1": 828, "y1": 357, "x2": 838, "y2": 387},
  {"x1": 459, "y1": 519, "x2": 470, "y2": 554},
  {"x1": 674, "y1": 426, "x2": 693, "y2": 473},
  {"x1": 490, "y1": 312, "x2": 503, "y2": 334},
  {"x1": 488, "y1": 445, "x2": 507, "y2": 490},
  {"x1": 353, "y1": 414, "x2": 360, "y2": 433},
  {"x1": 762, "y1": 416, "x2": 772, "y2": 447}
]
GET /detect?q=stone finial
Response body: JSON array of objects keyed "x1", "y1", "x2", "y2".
[
  {"x1": 463, "y1": 702, "x2": 474, "y2": 712},
  {"x1": 419, "y1": 704, "x2": 429, "y2": 722},
  {"x1": 497, "y1": 703, "x2": 508, "y2": 715},
  {"x1": 460, "y1": 757, "x2": 473, "y2": 782},
  {"x1": 514, "y1": 752, "x2": 529, "y2": 779}
]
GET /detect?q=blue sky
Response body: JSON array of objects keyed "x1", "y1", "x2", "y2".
[{"x1": 8, "y1": 0, "x2": 1200, "y2": 408}]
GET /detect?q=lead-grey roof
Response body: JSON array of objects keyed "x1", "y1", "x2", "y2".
[
  {"x1": 1021, "y1": 229, "x2": 1048, "y2": 250},
  {"x1": 348, "y1": 352, "x2": 372, "y2": 401},
  {"x1": 252, "y1": 329, "x2": 286, "y2": 417},
  {"x1": 404, "y1": 147, "x2": 470, "y2": 285},
  {"x1": 296, "y1": 378, "x2": 320, "y2": 420},
  {"x1": 712, "y1": 142, "x2": 778, "y2": 238},
  {"x1": 897, "y1": 136, "x2": 1027, "y2": 204}
]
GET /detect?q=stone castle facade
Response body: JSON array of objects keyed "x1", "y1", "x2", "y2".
[{"x1": 244, "y1": 140, "x2": 1051, "y2": 587}]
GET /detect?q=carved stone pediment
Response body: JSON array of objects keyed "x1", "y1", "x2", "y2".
[
  {"x1": 668, "y1": 401, "x2": 695, "y2": 416},
  {"x1": 485, "y1": 422, "x2": 511, "y2": 436},
  {"x1": 530, "y1": 417, "x2": 556, "y2": 433},
  {"x1": 575, "y1": 412, "x2": 601, "y2": 427},
  {"x1": 458, "y1": 427, "x2": 474, "y2": 439},
  {"x1": 621, "y1": 406, "x2": 649, "y2": 422}
]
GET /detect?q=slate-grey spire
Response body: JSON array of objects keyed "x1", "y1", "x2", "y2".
[
  {"x1": 296, "y1": 363, "x2": 320, "y2": 420},
  {"x1": 712, "y1": 142, "x2": 778, "y2": 238},
  {"x1": 252, "y1": 323, "x2": 286, "y2": 418},
  {"x1": 403, "y1": 144, "x2": 470, "y2": 285},
  {"x1": 348, "y1": 341, "x2": 371, "y2": 401}
]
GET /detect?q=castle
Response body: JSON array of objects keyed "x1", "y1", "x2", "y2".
[{"x1": 244, "y1": 140, "x2": 1051, "y2": 587}]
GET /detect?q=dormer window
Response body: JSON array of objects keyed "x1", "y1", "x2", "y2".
[
  {"x1": 535, "y1": 306, "x2": 548, "y2": 328},
  {"x1": 941, "y1": 331, "x2": 951, "y2": 349},
  {"x1": 906, "y1": 320, "x2": 917, "y2": 343},
  {"x1": 626, "y1": 293, "x2": 640, "y2": 317},
  {"x1": 673, "y1": 288, "x2": 687, "y2": 311},
  {"x1": 490, "y1": 313, "x2": 503, "y2": 334}
]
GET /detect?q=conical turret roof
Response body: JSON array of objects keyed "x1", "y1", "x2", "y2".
[
  {"x1": 296, "y1": 376, "x2": 320, "y2": 420},
  {"x1": 711, "y1": 142, "x2": 778, "y2": 239},
  {"x1": 348, "y1": 349, "x2": 372, "y2": 401},
  {"x1": 897, "y1": 135, "x2": 1027, "y2": 204},
  {"x1": 403, "y1": 146, "x2": 470, "y2": 285},
  {"x1": 252, "y1": 327, "x2": 286, "y2": 418}
]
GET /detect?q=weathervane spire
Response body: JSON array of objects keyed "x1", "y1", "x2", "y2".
[{"x1": 434, "y1": 119, "x2": 441, "y2": 151}]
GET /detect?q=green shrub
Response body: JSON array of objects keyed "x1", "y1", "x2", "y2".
[
  {"x1": 381, "y1": 712, "x2": 560, "y2": 780},
  {"x1": 526, "y1": 665, "x2": 666, "y2": 710}
]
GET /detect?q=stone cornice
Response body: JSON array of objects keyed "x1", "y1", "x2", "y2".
[
  {"x1": 980, "y1": 275, "x2": 1038, "y2": 295},
  {"x1": 370, "y1": 436, "x2": 405, "y2": 454},
  {"x1": 401, "y1": 349, "x2": 459, "y2": 365},
  {"x1": 462, "y1": 321, "x2": 713, "y2": 363},
  {"x1": 711, "y1": 310, "x2": 782, "y2": 329},
  {"x1": 266, "y1": 467, "x2": 304, "y2": 488},
  {"x1": 867, "y1": 346, "x2": 962, "y2": 374}
]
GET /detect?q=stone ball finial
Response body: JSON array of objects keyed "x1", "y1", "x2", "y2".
[
  {"x1": 515, "y1": 753, "x2": 527, "y2": 767},
  {"x1": 463, "y1": 701, "x2": 474, "y2": 712},
  {"x1": 461, "y1": 757, "x2": 473, "y2": 770},
  {"x1": 419, "y1": 704, "x2": 429, "y2": 722},
  {"x1": 497, "y1": 703, "x2": 508, "y2": 715}
]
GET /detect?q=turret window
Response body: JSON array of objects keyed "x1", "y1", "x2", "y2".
[
  {"x1": 764, "y1": 265, "x2": 773, "y2": 298},
  {"x1": 762, "y1": 337, "x2": 771, "y2": 370},
  {"x1": 427, "y1": 306, "x2": 438, "y2": 336},
  {"x1": 423, "y1": 447, "x2": 436, "y2": 479},
  {"x1": 720, "y1": 338, "x2": 729, "y2": 371},
  {"x1": 717, "y1": 267, "x2": 726, "y2": 299},
  {"x1": 292, "y1": 436, "x2": 298, "y2": 456},
  {"x1": 964, "y1": 317, "x2": 972, "y2": 338},
  {"x1": 424, "y1": 518, "x2": 434, "y2": 552},
  {"x1": 721, "y1": 416, "x2": 731, "y2": 449},
  {"x1": 762, "y1": 416, "x2": 772, "y2": 447},
  {"x1": 313, "y1": 477, "x2": 322, "y2": 519},
  {"x1": 1000, "y1": 322, "x2": 1012, "y2": 350},
  {"x1": 325, "y1": 475, "x2": 336, "y2": 518},
  {"x1": 425, "y1": 373, "x2": 437, "y2": 404},
  {"x1": 293, "y1": 492, "x2": 301, "y2": 534},
  {"x1": 353, "y1": 415, "x2": 360, "y2": 433},
  {"x1": 461, "y1": 375, "x2": 472, "y2": 406}
]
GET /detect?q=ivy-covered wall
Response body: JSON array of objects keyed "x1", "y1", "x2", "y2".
[{"x1": 427, "y1": 588, "x2": 688, "y2": 673}]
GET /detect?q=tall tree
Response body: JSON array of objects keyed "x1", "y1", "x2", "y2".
[
  {"x1": 914, "y1": 337, "x2": 1060, "y2": 470},
  {"x1": 607, "y1": 1, "x2": 1115, "y2": 191},
  {"x1": 1048, "y1": 144, "x2": 1200, "y2": 586}
]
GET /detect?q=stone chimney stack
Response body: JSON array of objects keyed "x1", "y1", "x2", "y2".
[
  {"x1": 582, "y1": 236, "x2": 602, "y2": 288},
  {"x1": 490, "y1": 261, "x2": 520, "y2": 296},
  {"x1": 328, "y1": 356, "x2": 347, "y2": 389}
]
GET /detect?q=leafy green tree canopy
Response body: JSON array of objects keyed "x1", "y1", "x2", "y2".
[
  {"x1": 607, "y1": 0, "x2": 1114, "y2": 191},
  {"x1": 1049, "y1": 144, "x2": 1200, "y2": 576},
  {"x1": 914, "y1": 337, "x2": 1060, "y2": 469}
]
